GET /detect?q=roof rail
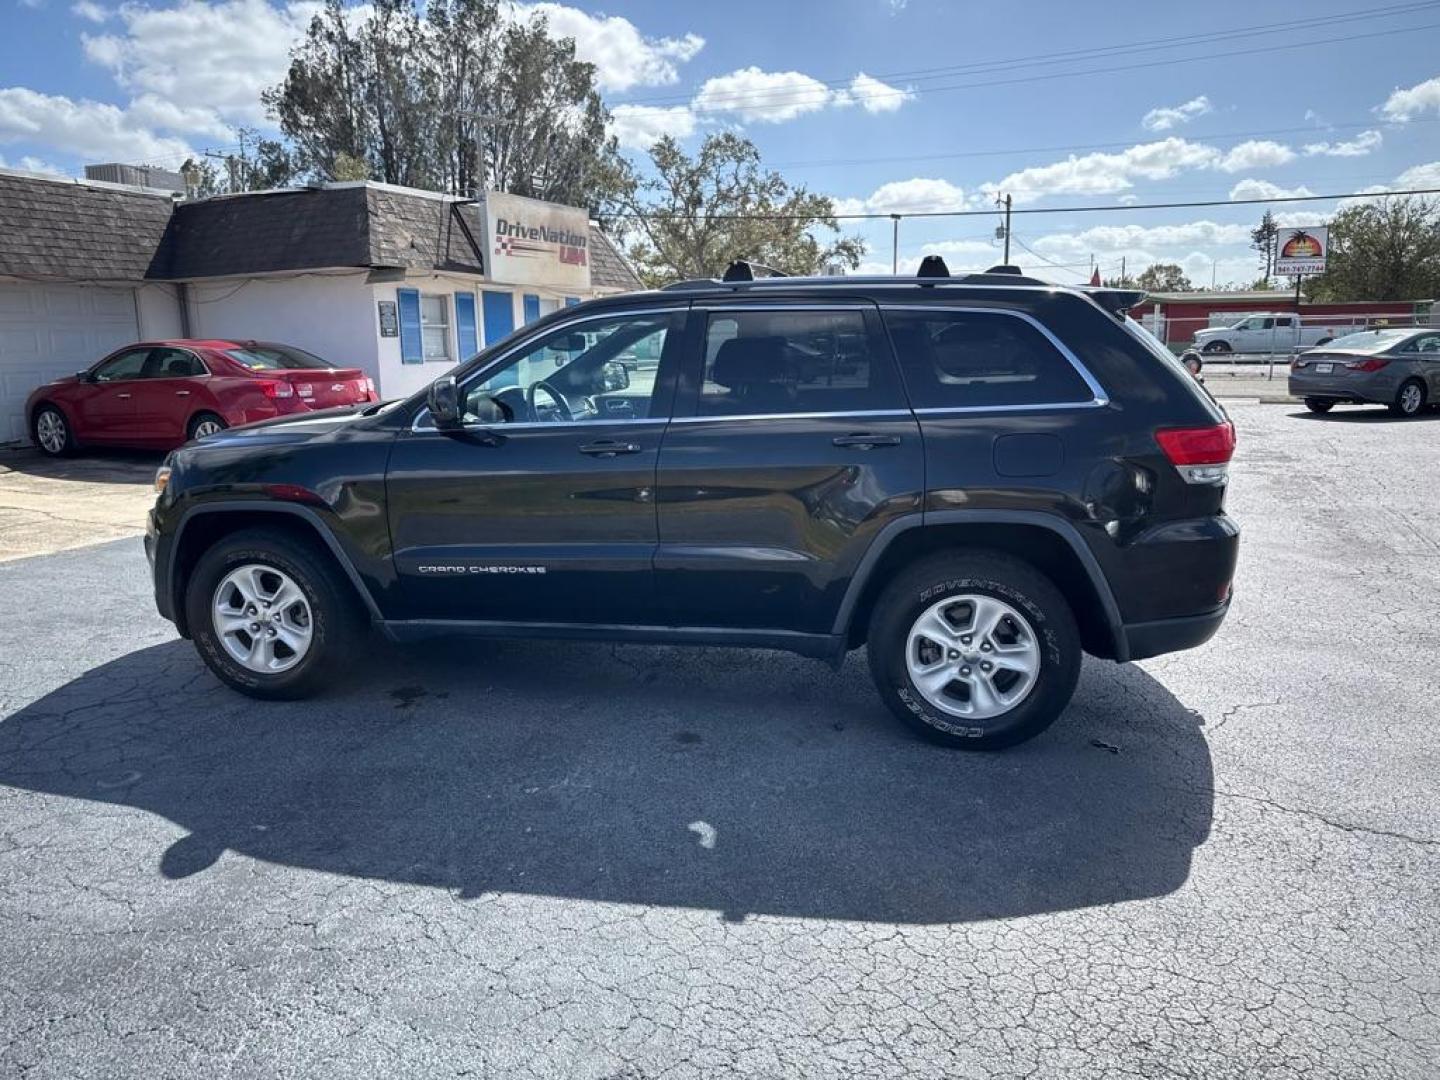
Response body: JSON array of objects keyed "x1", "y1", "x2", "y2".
[{"x1": 722, "y1": 259, "x2": 789, "y2": 283}]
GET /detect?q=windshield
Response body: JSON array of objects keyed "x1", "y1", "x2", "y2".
[
  {"x1": 1314, "y1": 328, "x2": 1415, "y2": 353},
  {"x1": 226, "y1": 344, "x2": 336, "y2": 371}
]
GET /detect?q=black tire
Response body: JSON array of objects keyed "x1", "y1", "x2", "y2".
[
  {"x1": 1201, "y1": 340, "x2": 1231, "y2": 354},
  {"x1": 1181, "y1": 352, "x2": 1203, "y2": 375},
  {"x1": 187, "y1": 412, "x2": 228, "y2": 440},
  {"x1": 184, "y1": 528, "x2": 362, "y2": 700},
  {"x1": 866, "y1": 550, "x2": 1082, "y2": 750},
  {"x1": 1389, "y1": 379, "x2": 1426, "y2": 417},
  {"x1": 1304, "y1": 398, "x2": 1334, "y2": 414},
  {"x1": 31, "y1": 404, "x2": 77, "y2": 457}
]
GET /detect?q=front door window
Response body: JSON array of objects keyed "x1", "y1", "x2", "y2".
[{"x1": 462, "y1": 311, "x2": 681, "y2": 424}]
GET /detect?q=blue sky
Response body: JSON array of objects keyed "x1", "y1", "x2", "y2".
[{"x1": 4, "y1": 0, "x2": 1439, "y2": 285}]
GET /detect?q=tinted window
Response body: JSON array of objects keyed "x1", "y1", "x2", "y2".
[
  {"x1": 226, "y1": 345, "x2": 334, "y2": 371},
  {"x1": 92, "y1": 349, "x2": 150, "y2": 382},
  {"x1": 884, "y1": 309, "x2": 1094, "y2": 409},
  {"x1": 697, "y1": 309, "x2": 899, "y2": 417},
  {"x1": 149, "y1": 348, "x2": 207, "y2": 378}
]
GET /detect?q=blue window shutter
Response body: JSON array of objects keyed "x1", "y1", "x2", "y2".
[
  {"x1": 564, "y1": 296, "x2": 581, "y2": 308},
  {"x1": 396, "y1": 288, "x2": 423, "y2": 364},
  {"x1": 481, "y1": 290, "x2": 514, "y2": 346},
  {"x1": 523, "y1": 293, "x2": 541, "y2": 324},
  {"x1": 454, "y1": 292, "x2": 478, "y2": 358}
]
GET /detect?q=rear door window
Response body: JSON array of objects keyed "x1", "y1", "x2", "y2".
[
  {"x1": 693, "y1": 308, "x2": 902, "y2": 417},
  {"x1": 883, "y1": 308, "x2": 1096, "y2": 409}
]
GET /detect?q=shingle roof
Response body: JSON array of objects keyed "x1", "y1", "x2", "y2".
[
  {"x1": 0, "y1": 170, "x2": 175, "y2": 282},
  {"x1": 0, "y1": 172, "x2": 640, "y2": 292},
  {"x1": 588, "y1": 226, "x2": 641, "y2": 291}
]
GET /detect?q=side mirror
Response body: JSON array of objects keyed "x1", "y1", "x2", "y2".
[
  {"x1": 600, "y1": 361, "x2": 630, "y2": 393},
  {"x1": 427, "y1": 375, "x2": 460, "y2": 428}
]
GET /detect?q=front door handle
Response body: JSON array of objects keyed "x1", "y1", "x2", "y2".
[
  {"x1": 116, "y1": 392, "x2": 132, "y2": 399},
  {"x1": 175, "y1": 390, "x2": 191, "y2": 397},
  {"x1": 579, "y1": 439, "x2": 642, "y2": 457},
  {"x1": 832, "y1": 433, "x2": 901, "y2": 449}
]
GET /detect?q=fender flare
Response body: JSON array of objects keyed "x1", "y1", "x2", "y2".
[
  {"x1": 167, "y1": 500, "x2": 384, "y2": 626},
  {"x1": 830, "y1": 509, "x2": 1128, "y2": 661}
]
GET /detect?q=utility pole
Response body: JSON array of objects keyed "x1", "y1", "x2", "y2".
[
  {"x1": 470, "y1": 112, "x2": 508, "y2": 198},
  {"x1": 995, "y1": 193, "x2": 1012, "y2": 264},
  {"x1": 1120, "y1": 255, "x2": 1127, "y2": 284},
  {"x1": 890, "y1": 214, "x2": 900, "y2": 274}
]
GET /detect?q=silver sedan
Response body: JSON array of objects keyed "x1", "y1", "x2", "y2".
[{"x1": 1289, "y1": 328, "x2": 1440, "y2": 417}]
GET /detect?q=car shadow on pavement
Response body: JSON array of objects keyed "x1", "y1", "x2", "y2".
[
  {"x1": 1288, "y1": 408, "x2": 1440, "y2": 423},
  {"x1": 0, "y1": 639, "x2": 1214, "y2": 925},
  {"x1": 0, "y1": 446, "x2": 165, "y2": 483}
]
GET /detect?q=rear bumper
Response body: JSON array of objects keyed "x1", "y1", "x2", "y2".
[
  {"x1": 1123, "y1": 600, "x2": 1229, "y2": 661},
  {"x1": 1288, "y1": 370, "x2": 1398, "y2": 403}
]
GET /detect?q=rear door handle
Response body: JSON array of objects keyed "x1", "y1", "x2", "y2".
[
  {"x1": 116, "y1": 392, "x2": 132, "y2": 399},
  {"x1": 579, "y1": 440, "x2": 642, "y2": 457},
  {"x1": 175, "y1": 390, "x2": 190, "y2": 397},
  {"x1": 832, "y1": 433, "x2": 901, "y2": 448}
]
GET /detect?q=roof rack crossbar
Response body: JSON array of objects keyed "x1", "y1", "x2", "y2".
[{"x1": 722, "y1": 259, "x2": 789, "y2": 283}]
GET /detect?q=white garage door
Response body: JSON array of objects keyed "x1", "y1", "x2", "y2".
[{"x1": 0, "y1": 282, "x2": 140, "y2": 445}]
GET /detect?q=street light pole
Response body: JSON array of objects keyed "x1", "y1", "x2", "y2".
[
  {"x1": 1002, "y1": 193, "x2": 1012, "y2": 264},
  {"x1": 891, "y1": 214, "x2": 900, "y2": 274}
]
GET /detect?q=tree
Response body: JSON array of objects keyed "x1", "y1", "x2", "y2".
[
  {"x1": 264, "y1": 0, "x2": 622, "y2": 208},
  {"x1": 179, "y1": 129, "x2": 298, "y2": 197},
  {"x1": 1250, "y1": 210, "x2": 1279, "y2": 280},
  {"x1": 1134, "y1": 263, "x2": 1193, "y2": 292},
  {"x1": 1303, "y1": 196, "x2": 1440, "y2": 301},
  {"x1": 604, "y1": 133, "x2": 863, "y2": 287}
]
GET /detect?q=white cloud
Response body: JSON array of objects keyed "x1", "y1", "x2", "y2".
[
  {"x1": 514, "y1": 3, "x2": 703, "y2": 93},
  {"x1": 71, "y1": 0, "x2": 109, "y2": 21},
  {"x1": 926, "y1": 238, "x2": 1001, "y2": 256},
  {"x1": 1032, "y1": 221, "x2": 1253, "y2": 257},
  {"x1": 82, "y1": 0, "x2": 318, "y2": 127},
  {"x1": 1302, "y1": 129, "x2": 1382, "y2": 157},
  {"x1": 1380, "y1": 74, "x2": 1440, "y2": 121},
  {"x1": 692, "y1": 66, "x2": 833, "y2": 123},
  {"x1": 1216, "y1": 139, "x2": 1294, "y2": 173},
  {"x1": 127, "y1": 93, "x2": 232, "y2": 140},
  {"x1": 843, "y1": 177, "x2": 969, "y2": 215},
  {"x1": 0, "y1": 153, "x2": 67, "y2": 176},
  {"x1": 985, "y1": 137, "x2": 1221, "y2": 202},
  {"x1": 839, "y1": 73, "x2": 913, "y2": 114},
  {"x1": 0, "y1": 86, "x2": 193, "y2": 164},
  {"x1": 608, "y1": 104, "x2": 695, "y2": 150},
  {"x1": 1228, "y1": 178, "x2": 1315, "y2": 201},
  {"x1": 1141, "y1": 95, "x2": 1211, "y2": 132},
  {"x1": 1274, "y1": 210, "x2": 1330, "y2": 227},
  {"x1": 1397, "y1": 161, "x2": 1440, "y2": 188}
]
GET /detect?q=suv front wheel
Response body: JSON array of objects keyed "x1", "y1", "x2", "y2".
[
  {"x1": 867, "y1": 551, "x2": 1081, "y2": 750},
  {"x1": 185, "y1": 528, "x2": 361, "y2": 699}
]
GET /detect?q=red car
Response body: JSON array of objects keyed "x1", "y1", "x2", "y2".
[{"x1": 26, "y1": 339, "x2": 377, "y2": 456}]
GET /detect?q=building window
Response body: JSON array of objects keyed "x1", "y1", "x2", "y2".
[{"x1": 420, "y1": 294, "x2": 452, "y2": 361}]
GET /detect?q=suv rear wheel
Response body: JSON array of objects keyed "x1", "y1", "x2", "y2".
[
  {"x1": 867, "y1": 551, "x2": 1081, "y2": 749},
  {"x1": 185, "y1": 528, "x2": 361, "y2": 699}
]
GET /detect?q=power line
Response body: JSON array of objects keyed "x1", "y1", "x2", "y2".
[
  {"x1": 608, "y1": 186, "x2": 1440, "y2": 223},
  {"x1": 623, "y1": 2, "x2": 1440, "y2": 111},
  {"x1": 767, "y1": 117, "x2": 1437, "y2": 172}
]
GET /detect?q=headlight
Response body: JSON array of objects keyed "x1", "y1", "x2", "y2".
[{"x1": 154, "y1": 465, "x2": 172, "y2": 495}]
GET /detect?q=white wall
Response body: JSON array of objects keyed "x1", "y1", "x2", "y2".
[
  {"x1": 134, "y1": 282, "x2": 184, "y2": 340},
  {"x1": 186, "y1": 272, "x2": 381, "y2": 382}
]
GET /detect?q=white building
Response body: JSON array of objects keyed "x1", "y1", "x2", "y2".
[{"x1": 0, "y1": 169, "x2": 641, "y2": 444}]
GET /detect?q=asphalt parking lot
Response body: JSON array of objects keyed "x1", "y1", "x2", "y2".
[{"x1": 1, "y1": 401, "x2": 1437, "y2": 1079}]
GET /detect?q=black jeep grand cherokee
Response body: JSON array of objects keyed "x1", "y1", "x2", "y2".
[{"x1": 145, "y1": 260, "x2": 1238, "y2": 750}]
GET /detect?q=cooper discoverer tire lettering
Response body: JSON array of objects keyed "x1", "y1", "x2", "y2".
[{"x1": 866, "y1": 550, "x2": 1082, "y2": 750}]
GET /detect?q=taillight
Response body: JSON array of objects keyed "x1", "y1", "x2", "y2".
[
  {"x1": 1291, "y1": 357, "x2": 1306, "y2": 370},
  {"x1": 1154, "y1": 420, "x2": 1235, "y2": 486},
  {"x1": 1345, "y1": 357, "x2": 1389, "y2": 372},
  {"x1": 258, "y1": 380, "x2": 295, "y2": 399}
]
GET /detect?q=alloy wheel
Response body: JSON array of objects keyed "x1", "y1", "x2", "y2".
[
  {"x1": 35, "y1": 410, "x2": 66, "y2": 454},
  {"x1": 193, "y1": 418, "x2": 224, "y2": 439},
  {"x1": 905, "y1": 594, "x2": 1041, "y2": 721},
  {"x1": 212, "y1": 564, "x2": 314, "y2": 674},
  {"x1": 1400, "y1": 384, "x2": 1423, "y2": 415}
]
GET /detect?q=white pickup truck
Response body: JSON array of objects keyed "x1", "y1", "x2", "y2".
[{"x1": 1193, "y1": 313, "x2": 1348, "y2": 355}]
